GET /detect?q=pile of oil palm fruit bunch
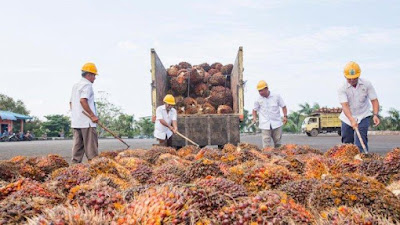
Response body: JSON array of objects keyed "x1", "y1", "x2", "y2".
[
  {"x1": 1, "y1": 144, "x2": 400, "y2": 224},
  {"x1": 167, "y1": 61, "x2": 234, "y2": 115}
]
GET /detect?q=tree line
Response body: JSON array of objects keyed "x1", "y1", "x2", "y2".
[
  {"x1": 1, "y1": 93, "x2": 399, "y2": 138},
  {"x1": 1, "y1": 93, "x2": 154, "y2": 138}
]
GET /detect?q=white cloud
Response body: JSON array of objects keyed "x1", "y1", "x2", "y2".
[
  {"x1": 117, "y1": 41, "x2": 138, "y2": 50},
  {"x1": 358, "y1": 28, "x2": 400, "y2": 44}
]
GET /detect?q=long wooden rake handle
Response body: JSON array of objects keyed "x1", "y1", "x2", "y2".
[
  {"x1": 82, "y1": 111, "x2": 130, "y2": 149},
  {"x1": 176, "y1": 131, "x2": 199, "y2": 147},
  {"x1": 355, "y1": 127, "x2": 368, "y2": 154}
]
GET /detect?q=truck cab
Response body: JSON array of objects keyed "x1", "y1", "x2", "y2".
[{"x1": 301, "y1": 116, "x2": 319, "y2": 136}]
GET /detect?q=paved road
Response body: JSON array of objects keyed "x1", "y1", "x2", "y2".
[{"x1": 0, "y1": 134, "x2": 398, "y2": 163}]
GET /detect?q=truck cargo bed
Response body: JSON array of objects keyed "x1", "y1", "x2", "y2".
[{"x1": 151, "y1": 47, "x2": 244, "y2": 147}]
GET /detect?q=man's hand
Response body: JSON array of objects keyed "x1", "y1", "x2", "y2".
[
  {"x1": 373, "y1": 115, "x2": 380, "y2": 127},
  {"x1": 169, "y1": 126, "x2": 177, "y2": 134},
  {"x1": 282, "y1": 116, "x2": 288, "y2": 125},
  {"x1": 90, "y1": 115, "x2": 99, "y2": 123},
  {"x1": 350, "y1": 117, "x2": 358, "y2": 129},
  {"x1": 252, "y1": 118, "x2": 257, "y2": 123}
]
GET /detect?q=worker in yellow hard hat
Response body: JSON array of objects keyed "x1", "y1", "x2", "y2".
[
  {"x1": 69, "y1": 62, "x2": 99, "y2": 163},
  {"x1": 253, "y1": 80, "x2": 288, "y2": 148},
  {"x1": 338, "y1": 61, "x2": 380, "y2": 153},
  {"x1": 154, "y1": 94, "x2": 178, "y2": 146}
]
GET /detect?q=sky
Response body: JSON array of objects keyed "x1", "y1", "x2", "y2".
[{"x1": 0, "y1": 0, "x2": 399, "y2": 120}]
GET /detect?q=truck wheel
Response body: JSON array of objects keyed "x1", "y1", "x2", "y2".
[
  {"x1": 310, "y1": 129, "x2": 318, "y2": 137},
  {"x1": 306, "y1": 132, "x2": 311, "y2": 137},
  {"x1": 338, "y1": 131, "x2": 341, "y2": 136}
]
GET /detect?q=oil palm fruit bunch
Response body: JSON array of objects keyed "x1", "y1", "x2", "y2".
[
  {"x1": 115, "y1": 149, "x2": 148, "y2": 161},
  {"x1": 278, "y1": 178, "x2": 319, "y2": 206},
  {"x1": 93, "y1": 174, "x2": 134, "y2": 191},
  {"x1": 143, "y1": 146, "x2": 177, "y2": 164},
  {"x1": 221, "y1": 64, "x2": 233, "y2": 75},
  {"x1": 245, "y1": 164, "x2": 298, "y2": 192},
  {"x1": 0, "y1": 161, "x2": 19, "y2": 182},
  {"x1": 282, "y1": 156, "x2": 305, "y2": 174},
  {"x1": 201, "y1": 102, "x2": 216, "y2": 114},
  {"x1": 308, "y1": 173, "x2": 400, "y2": 221},
  {"x1": 189, "y1": 65, "x2": 205, "y2": 85},
  {"x1": 155, "y1": 153, "x2": 190, "y2": 167},
  {"x1": 325, "y1": 144, "x2": 360, "y2": 160},
  {"x1": 48, "y1": 163, "x2": 92, "y2": 195},
  {"x1": 88, "y1": 157, "x2": 133, "y2": 182},
  {"x1": 216, "y1": 190, "x2": 314, "y2": 225},
  {"x1": 167, "y1": 65, "x2": 179, "y2": 77},
  {"x1": 280, "y1": 144, "x2": 323, "y2": 156},
  {"x1": 304, "y1": 155, "x2": 329, "y2": 179},
  {"x1": 147, "y1": 163, "x2": 185, "y2": 185},
  {"x1": 222, "y1": 143, "x2": 237, "y2": 154},
  {"x1": 199, "y1": 63, "x2": 211, "y2": 72},
  {"x1": 210, "y1": 62, "x2": 223, "y2": 71},
  {"x1": 208, "y1": 72, "x2": 226, "y2": 86},
  {"x1": 99, "y1": 150, "x2": 124, "y2": 159},
  {"x1": 122, "y1": 184, "x2": 151, "y2": 202},
  {"x1": 178, "y1": 61, "x2": 192, "y2": 69},
  {"x1": 35, "y1": 154, "x2": 69, "y2": 175},
  {"x1": 67, "y1": 177, "x2": 125, "y2": 217},
  {"x1": 195, "y1": 176, "x2": 248, "y2": 200},
  {"x1": 217, "y1": 105, "x2": 233, "y2": 114},
  {"x1": 194, "y1": 83, "x2": 209, "y2": 97},
  {"x1": 183, "y1": 159, "x2": 224, "y2": 182},
  {"x1": 328, "y1": 158, "x2": 361, "y2": 175},
  {"x1": 208, "y1": 86, "x2": 233, "y2": 108},
  {"x1": 128, "y1": 164, "x2": 152, "y2": 184},
  {"x1": 18, "y1": 163, "x2": 46, "y2": 181},
  {"x1": 195, "y1": 147, "x2": 223, "y2": 160},
  {"x1": 170, "y1": 75, "x2": 187, "y2": 95},
  {"x1": 113, "y1": 185, "x2": 193, "y2": 225},
  {"x1": 226, "y1": 160, "x2": 260, "y2": 183},
  {"x1": 177, "y1": 145, "x2": 200, "y2": 158}
]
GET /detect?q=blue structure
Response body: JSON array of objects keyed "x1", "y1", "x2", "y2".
[{"x1": 0, "y1": 110, "x2": 33, "y2": 133}]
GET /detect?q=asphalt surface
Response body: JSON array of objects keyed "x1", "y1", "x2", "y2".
[{"x1": 0, "y1": 134, "x2": 399, "y2": 163}]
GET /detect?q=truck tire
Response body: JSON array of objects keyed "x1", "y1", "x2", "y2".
[
  {"x1": 310, "y1": 129, "x2": 318, "y2": 137},
  {"x1": 306, "y1": 132, "x2": 311, "y2": 136},
  {"x1": 338, "y1": 130, "x2": 341, "y2": 136}
]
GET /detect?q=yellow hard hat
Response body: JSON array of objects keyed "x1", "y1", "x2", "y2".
[
  {"x1": 163, "y1": 94, "x2": 176, "y2": 105},
  {"x1": 257, "y1": 80, "x2": 268, "y2": 90},
  {"x1": 82, "y1": 62, "x2": 98, "y2": 75},
  {"x1": 344, "y1": 61, "x2": 361, "y2": 79}
]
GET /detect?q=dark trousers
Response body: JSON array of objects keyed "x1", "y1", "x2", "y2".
[
  {"x1": 157, "y1": 137, "x2": 172, "y2": 147},
  {"x1": 341, "y1": 117, "x2": 370, "y2": 153}
]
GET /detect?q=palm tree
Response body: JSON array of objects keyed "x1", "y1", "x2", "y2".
[
  {"x1": 284, "y1": 111, "x2": 302, "y2": 133},
  {"x1": 388, "y1": 108, "x2": 400, "y2": 131},
  {"x1": 298, "y1": 102, "x2": 320, "y2": 116}
]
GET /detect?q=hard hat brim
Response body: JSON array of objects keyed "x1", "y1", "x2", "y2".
[
  {"x1": 164, "y1": 101, "x2": 176, "y2": 105},
  {"x1": 344, "y1": 73, "x2": 360, "y2": 79}
]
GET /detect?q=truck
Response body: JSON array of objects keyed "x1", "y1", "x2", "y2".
[
  {"x1": 151, "y1": 47, "x2": 244, "y2": 148},
  {"x1": 301, "y1": 108, "x2": 342, "y2": 137}
]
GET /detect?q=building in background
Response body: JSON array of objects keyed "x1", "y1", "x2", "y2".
[{"x1": 0, "y1": 110, "x2": 32, "y2": 133}]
